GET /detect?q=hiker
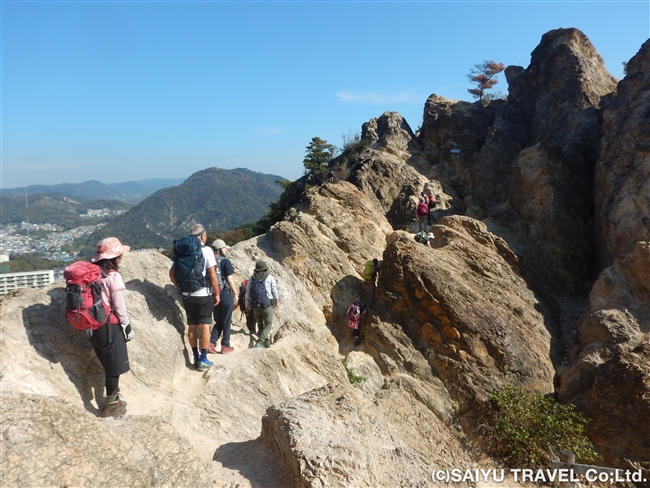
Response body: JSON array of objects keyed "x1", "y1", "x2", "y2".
[
  {"x1": 169, "y1": 224, "x2": 220, "y2": 371},
  {"x1": 414, "y1": 231, "x2": 435, "y2": 247},
  {"x1": 89, "y1": 237, "x2": 133, "y2": 418},
  {"x1": 209, "y1": 239, "x2": 238, "y2": 355},
  {"x1": 416, "y1": 197, "x2": 429, "y2": 232},
  {"x1": 237, "y1": 279, "x2": 257, "y2": 336},
  {"x1": 363, "y1": 258, "x2": 380, "y2": 286},
  {"x1": 245, "y1": 261, "x2": 279, "y2": 348},
  {"x1": 427, "y1": 191, "x2": 437, "y2": 225},
  {"x1": 347, "y1": 300, "x2": 367, "y2": 346}
]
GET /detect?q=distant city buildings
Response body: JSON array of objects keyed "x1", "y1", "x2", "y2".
[
  {"x1": 0, "y1": 222, "x2": 106, "y2": 259},
  {"x1": 0, "y1": 270, "x2": 54, "y2": 295},
  {"x1": 0, "y1": 209, "x2": 128, "y2": 293},
  {"x1": 80, "y1": 209, "x2": 125, "y2": 219}
]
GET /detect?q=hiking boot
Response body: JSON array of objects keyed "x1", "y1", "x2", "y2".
[
  {"x1": 101, "y1": 399, "x2": 127, "y2": 418},
  {"x1": 208, "y1": 343, "x2": 218, "y2": 354},
  {"x1": 254, "y1": 342, "x2": 264, "y2": 348},
  {"x1": 263, "y1": 339, "x2": 272, "y2": 348},
  {"x1": 221, "y1": 346, "x2": 234, "y2": 354},
  {"x1": 196, "y1": 358, "x2": 213, "y2": 371},
  {"x1": 354, "y1": 338, "x2": 361, "y2": 346}
]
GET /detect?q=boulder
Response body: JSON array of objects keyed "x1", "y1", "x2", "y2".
[{"x1": 368, "y1": 217, "x2": 555, "y2": 424}]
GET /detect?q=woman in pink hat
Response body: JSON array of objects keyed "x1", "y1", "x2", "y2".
[{"x1": 90, "y1": 237, "x2": 133, "y2": 418}]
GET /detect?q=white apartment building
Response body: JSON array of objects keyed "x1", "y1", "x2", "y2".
[{"x1": 0, "y1": 270, "x2": 55, "y2": 295}]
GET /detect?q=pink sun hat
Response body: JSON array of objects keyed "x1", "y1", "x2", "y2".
[{"x1": 91, "y1": 237, "x2": 130, "y2": 262}]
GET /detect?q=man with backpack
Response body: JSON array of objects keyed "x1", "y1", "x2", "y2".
[
  {"x1": 244, "y1": 261, "x2": 279, "y2": 349},
  {"x1": 169, "y1": 224, "x2": 220, "y2": 371},
  {"x1": 208, "y1": 239, "x2": 238, "y2": 355}
]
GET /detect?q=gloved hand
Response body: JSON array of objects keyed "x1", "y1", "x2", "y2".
[
  {"x1": 121, "y1": 323, "x2": 134, "y2": 342},
  {"x1": 86, "y1": 328, "x2": 93, "y2": 338}
]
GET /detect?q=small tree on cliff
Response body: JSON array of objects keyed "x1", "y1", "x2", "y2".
[
  {"x1": 467, "y1": 60, "x2": 506, "y2": 101},
  {"x1": 303, "y1": 136, "x2": 336, "y2": 175}
]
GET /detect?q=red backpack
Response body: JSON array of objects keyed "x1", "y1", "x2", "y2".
[
  {"x1": 347, "y1": 302, "x2": 362, "y2": 323},
  {"x1": 417, "y1": 202, "x2": 429, "y2": 217},
  {"x1": 64, "y1": 261, "x2": 112, "y2": 331}
]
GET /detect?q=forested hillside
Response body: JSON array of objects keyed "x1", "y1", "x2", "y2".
[
  {"x1": 82, "y1": 167, "x2": 285, "y2": 250},
  {"x1": 1, "y1": 178, "x2": 186, "y2": 203}
]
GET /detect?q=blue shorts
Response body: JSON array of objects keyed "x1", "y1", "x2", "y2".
[{"x1": 182, "y1": 295, "x2": 213, "y2": 325}]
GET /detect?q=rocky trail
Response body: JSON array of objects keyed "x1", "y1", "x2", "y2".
[{"x1": 2, "y1": 28, "x2": 648, "y2": 487}]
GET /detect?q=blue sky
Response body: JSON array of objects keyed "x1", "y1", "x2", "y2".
[{"x1": 2, "y1": 1, "x2": 648, "y2": 189}]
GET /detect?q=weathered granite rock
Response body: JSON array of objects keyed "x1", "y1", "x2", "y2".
[
  {"x1": 369, "y1": 217, "x2": 556, "y2": 422},
  {"x1": 557, "y1": 242, "x2": 650, "y2": 471},
  {"x1": 506, "y1": 27, "x2": 617, "y2": 147},
  {"x1": 595, "y1": 38, "x2": 650, "y2": 268},
  {"x1": 0, "y1": 393, "x2": 213, "y2": 488},
  {"x1": 508, "y1": 143, "x2": 593, "y2": 292},
  {"x1": 262, "y1": 382, "x2": 476, "y2": 488},
  {"x1": 505, "y1": 28, "x2": 618, "y2": 294}
]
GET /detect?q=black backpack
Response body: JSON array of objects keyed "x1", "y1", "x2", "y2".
[
  {"x1": 215, "y1": 255, "x2": 227, "y2": 293},
  {"x1": 249, "y1": 278, "x2": 269, "y2": 309},
  {"x1": 173, "y1": 236, "x2": 208, "y2": 293}
]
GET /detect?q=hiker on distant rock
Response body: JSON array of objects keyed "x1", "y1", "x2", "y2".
[
  {"x1": 414, "y1": 231, "x2": 435, "y2": 247},
  {"x1": 169, "y1": 224, "x2": 220, "y2": 371},
  {"x1": 245, "y1": 261, "x2": 279, "y2": 348},
  {"x1": 89, "y1": 237, "x2": 133, "y2": 418},
  {"x1": 427, "y1": 191, "x2": 437, "y2": 225},
  {"x1": 347, "y1": 300, "x2": 367, "y2": 346},
  {"x1": 209, "y1": 239, "x2": 238, "y2": 355},
  {"x1": 363, "y1": 258, "x2": 380, "y2": 286},
  {"x1": 416, "y1": 197, "x2": 429, "y2": 232}
]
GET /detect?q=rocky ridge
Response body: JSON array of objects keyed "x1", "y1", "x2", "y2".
[{"x1": 1, "y1": 28, "x2": 648, "y2": 487}]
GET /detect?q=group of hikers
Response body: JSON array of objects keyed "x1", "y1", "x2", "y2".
[
  {"x1": 66, "y1": 188, "x2": 439, "y2": 418},
  {"x1": 65, "y1": 224, "x2": 280, "y2": 418}
]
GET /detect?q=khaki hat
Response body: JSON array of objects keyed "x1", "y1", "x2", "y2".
[{"x1": 212, "y1": 239, "x2": 230, "y2": 250}]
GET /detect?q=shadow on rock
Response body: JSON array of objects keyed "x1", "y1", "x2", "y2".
[
  {"x1": 22, "y1": 288, "x2": 105, "y2": 415},
  {"x1": 214, "y1": 437, "x2": 297, "y2": 488}
]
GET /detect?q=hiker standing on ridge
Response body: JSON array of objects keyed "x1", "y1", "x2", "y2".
[
  {"x1": 169, "y1": 224, "x2": 220, "y2": 371},
  {"x1": 416, "y1": 197, "x2": 429, "y2": 232},
  {"x1": 427, "y1": 191, "x2": 437, "y2": 225},
  {"x1": 209, "y1": 239, "x2": 238, "y2": 355},
  {"x1": 245, "y1": 261, "x2": 279, "y2": 349},
  {"x1": 89, "y1": 237, "x2": 133, "y2": 418}
]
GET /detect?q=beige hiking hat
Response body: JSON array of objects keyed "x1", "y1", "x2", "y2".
[{"x1": 212, "y1": 239, "x2": 230, "y2": 250}]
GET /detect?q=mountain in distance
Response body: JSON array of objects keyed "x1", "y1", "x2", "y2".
[
  {"x1": 86, "y1": 167, "x2": 286, "y2": 249},
  {"x1": 0, "y1": 193, "x2": 133, "y2": 227},
  {"x1": 1, "y1": 177, "x2": 187, "y2": 204}
]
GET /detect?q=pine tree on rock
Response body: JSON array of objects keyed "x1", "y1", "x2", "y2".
[
  {"x1": 467, "y1": 60, "x2": 506, "y2": 100},
  {"x1": 303, "y1": 137, "x2": 336, "y2": 175}
]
